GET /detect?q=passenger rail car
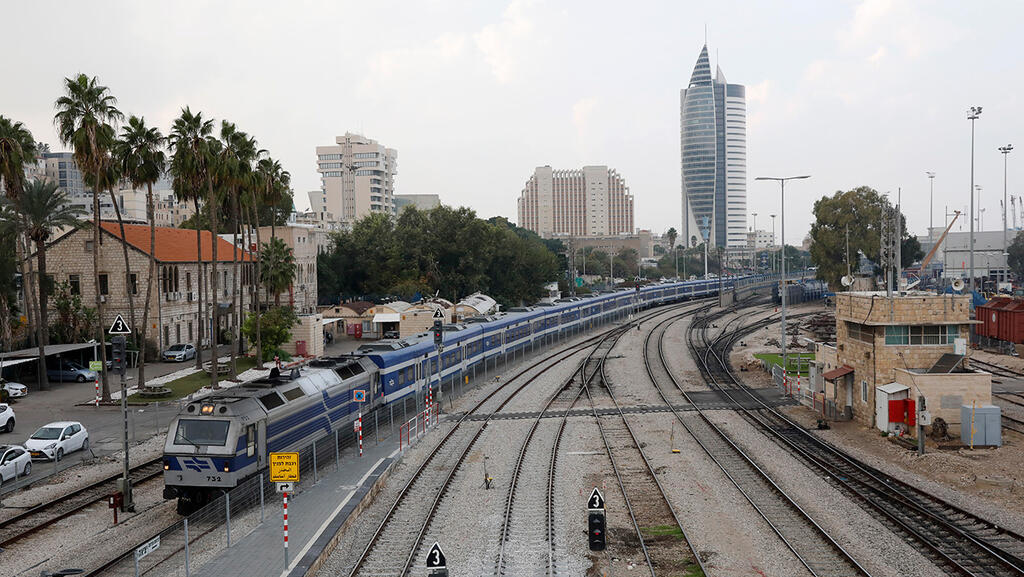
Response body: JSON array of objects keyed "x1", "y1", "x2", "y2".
[{"x1": 162, "y1": 274, "x2": 775, "y2": 510}]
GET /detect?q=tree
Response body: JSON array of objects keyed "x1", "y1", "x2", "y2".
[
  {"x1": 169, "y1": 107, "x2": 215, "y2": 373},
  {"x1": 256, "y1": 157, "x2": 290, "y2": 239},
  {"x1": 116, "y1": 116, "x2": 165, "y2": 393},
  {"x1": 50, "y1": 281, "x2": 95, "y2": 345},
  {"x1": 54, "y1": 74, "x2": 122, "y2": 400},
  {"x1": 261, "y1": 236, "x2": 296, "y2": 307},
  {"x1": 809, "y1": 186, "x2": 919, "y2": 288},
  {"x1": 13, "y1": 180, "x2": 86, "y2": 350},
  {"x1": 242, "y1": 306, "x2": 298, "y2": 362}
]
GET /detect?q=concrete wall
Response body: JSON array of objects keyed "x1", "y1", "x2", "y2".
[{"x1": 281, "y1": 314, "x2": 324, "y2": 358}]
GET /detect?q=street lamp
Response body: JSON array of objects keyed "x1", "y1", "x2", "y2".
[
  {"x1": 1000, "y1": 145, "x2": 1014, "y2": 286},
  {"x1": 756, "y1": 175, "x2": 811, "y2": 382},
  {"x1": 770, "y1": 214, "x2": 777, "y2": 273},
  {"x1": 751, "y1": 212, "x2": 758, "y2": 271},
  {"x1": 926, "y1": 172, "x2": 936, "y2": 248},
  {"x1": 968, "y1": 106, "x2": 982, "y2": 291}
]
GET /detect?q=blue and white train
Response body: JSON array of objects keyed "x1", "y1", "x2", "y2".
[{"x1": 162, "y1": 275, "x2": 773, "y2": 510}]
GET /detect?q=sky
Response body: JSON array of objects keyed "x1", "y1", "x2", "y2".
[{"x1": 1, "y1": 0, "x2": 1022, "y2": 245}]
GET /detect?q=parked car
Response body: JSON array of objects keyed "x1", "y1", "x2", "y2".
[
  {"x1": 25, "y1": 421, "x2": 89, "y2": 461},
  {"x1": 46, "y1": 360, "x2": 97, "y2": 383},
  {"x1": 162, "y1": 343, "x2": 197, "y2": 362},
  {"x1": 2, "y1": 380, "x2": 27, "y2": 399},
  {"x1": 382, "y1": 330, "x2": 400, "y2": 339},
  {"x1": 0, "y1": 444, "x2": 31, "y2": 486},
  {"x1": 0, "y1": 403, "x2": 14, "y2": 433}
]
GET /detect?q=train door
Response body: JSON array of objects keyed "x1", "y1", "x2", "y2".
[{"x1": 255, "y1": 421, "x2": 266, "y2": 468}]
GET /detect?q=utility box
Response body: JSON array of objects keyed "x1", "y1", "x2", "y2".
[{"x1": 960, "y1": 404, "x2": 1002, "y2": 447}]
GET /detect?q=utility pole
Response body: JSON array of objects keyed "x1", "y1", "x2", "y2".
[
  {"x1": 1000, "y1": 145, "x2": 1014, "y2": 287},
  {"x1": 968, "y1": 106, "x2": 982, "y2": 292}
]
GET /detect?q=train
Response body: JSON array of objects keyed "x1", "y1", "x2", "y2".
[{"x1": 162, "y1": 274, "x2": 775, "y2": 511}]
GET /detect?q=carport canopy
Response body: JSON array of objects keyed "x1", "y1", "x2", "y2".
[{"x1": 1, "y1": 342, "x2": 105, "y2": 362}]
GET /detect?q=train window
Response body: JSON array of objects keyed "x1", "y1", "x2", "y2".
[
  {"x1": 405, "y1": 367, "x2": 414, "y2": 381},
  {"x1": 282, "y1": 387, "x2": 305, "y2": 401},
  {"x1": 246, "y1": 424, "x2": 256, "y2": 457},
  {"x1": 175, "y1": 419, "x2": 230, "y2": 446},
  {"x1": 258, "y1": 392, "x2": 285, "y2": 410}
]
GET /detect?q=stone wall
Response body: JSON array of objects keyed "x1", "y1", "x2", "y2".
[{"x1": 894, "y1": 368, "x2": 991, "y2": 434}]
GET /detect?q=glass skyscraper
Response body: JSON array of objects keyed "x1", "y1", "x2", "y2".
[{"x1": 680, "y1": 44, "x2": 747, "y2": 249}]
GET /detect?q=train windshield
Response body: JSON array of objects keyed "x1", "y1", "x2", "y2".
[{"x1": 175, "y1": 419, "x2": 230, "y2": 446}]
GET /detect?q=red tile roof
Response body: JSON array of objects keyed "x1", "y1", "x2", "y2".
[
  {"x1": 822, "y1": 365, "x2": 854, "y2": 381},
  {"x1": 99, "y1": 222, "x2": 254, "y2": 263}
]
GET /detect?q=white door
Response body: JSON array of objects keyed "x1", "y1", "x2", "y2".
[{"x1": 0, "y1": 450, "x2": 16, "y2": 481}]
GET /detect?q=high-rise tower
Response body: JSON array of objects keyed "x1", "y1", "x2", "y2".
[{"x1": 680, "y1": 44, "x2": 746, "y2": 249}]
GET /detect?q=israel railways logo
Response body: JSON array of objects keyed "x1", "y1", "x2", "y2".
[{"x1": 182, "y1": 457, "x2": 212, "y2": 472}]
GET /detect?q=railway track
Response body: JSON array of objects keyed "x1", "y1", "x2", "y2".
[
  {"x1": 638, "y1": 304, "x2": 868, "y2": 577},
  {"x1": 0, "y1": 457, "x2": 164, "y2": 550},
  {"x1": 583, "y1": 321, "x2": 703, "y2": 576},
  {"x1": 346, "y1": 300, "x2": 703, "y2": 577},
  {"x1": 692, "y1": 304, "x2": 1024, "y2": 577},
  {"x1": 968, "y1": 359, "x2": 1024, "y2": 433}
]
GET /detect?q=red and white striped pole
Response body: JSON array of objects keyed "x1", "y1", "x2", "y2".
[
  {"x1": 426, "y1": 387, "x2": 431, "y2": 429},
  {"x1": 283, "y1": 491, "x2": 289, "y2": 567},
  {"x1": 358, "y1": 412, "x2": 363, "y2": 457},
  {"x1": 95, "y1": 376, "x2": 100, "y2": 407}
]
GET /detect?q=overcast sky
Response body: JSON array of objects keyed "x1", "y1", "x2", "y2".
[{"x1": 2, "y1": 0, "x2": 1021, "y2": 245}]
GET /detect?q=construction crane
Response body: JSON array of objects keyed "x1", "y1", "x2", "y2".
[{"x1": 906, "y1": 210, "x2": 961, "y2": 290}]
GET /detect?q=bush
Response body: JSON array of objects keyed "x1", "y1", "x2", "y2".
[{"x1": 242, "y1": 306, "x2": 299, "y2": 362}]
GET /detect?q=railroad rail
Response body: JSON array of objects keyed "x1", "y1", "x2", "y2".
[
  {"x1": 637, "y1": 303, "x2": 869, "y2": 577},
  {"x1": 0, "y1": 457, "x2": 164, "y2": 550},
  {"x1": 346, "y1": 300, "x2": 702, "y2": 577},
  {"x1": 692, "y1": 304, "x2": 1024, "y2": 577},
  {"x1": 582, "y1": 315, "x2": 704, "y2": 576}
]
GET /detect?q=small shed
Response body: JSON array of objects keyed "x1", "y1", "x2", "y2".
[
  {"x1": 370, "y1": 301, "x2": 411, "y2": 338},
  {"x1": 321, "y1": 301, "x2": 375, "y2": 339},
  {"x1": 875, "y1": 382, "x2": 910, "y2": 433}
]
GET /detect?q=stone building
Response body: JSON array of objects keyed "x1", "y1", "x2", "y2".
[
  {"x1": 42, "y1": 222, "x2": 254, "y2": 351},
  {"x1": 257, "y1": 224, "x2": 320, "y2": 314},
  {"x1": 815, "y1": 291, "x2": 975, "y2": 427}
]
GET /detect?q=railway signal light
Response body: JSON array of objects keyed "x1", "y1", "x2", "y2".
[
  {"x1": 433, "y1": 320, "x2": 443, "y2": 346},
  {"x1": 111, "y1": 336, "x2": 127, "y2": 375},
  {"x1": 588, "y1": 512, "x2": 606, "y2": 551}
]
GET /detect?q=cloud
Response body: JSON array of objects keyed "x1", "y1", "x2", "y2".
[
  {"x1": 473, "y1": 0, "x2": 538, "y2": 84},
  {"x1": 360, "y1": 33, "x2": 468, "y2": 94}
]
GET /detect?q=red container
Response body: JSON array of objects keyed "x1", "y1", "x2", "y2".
[{"x1": 976, "y1": 297, "x2": 1024, "y2": 343}]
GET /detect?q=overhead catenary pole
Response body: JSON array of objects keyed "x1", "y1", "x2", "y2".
[
  {"x1": 1000, "y1": 145, "x2": 1014, "y2": 287},
  {"x1": 968, "y1": 106, "x2": 982, "y2": 292},
  {"x1": 756, "y1": 176, "x2": 810, "y2": 379}
]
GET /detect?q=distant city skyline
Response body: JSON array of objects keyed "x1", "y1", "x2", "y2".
[{"x1": 2, "y1": 1, "x2": 1021, "y2": 245}]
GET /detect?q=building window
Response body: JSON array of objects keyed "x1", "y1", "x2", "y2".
[
  {"x1": 99, "y1": 274, "x2": 109, "y2": 295},
  {"x1": 129, "y1": 273, "x2": 138, "y2": 295},
  {"x1": 861, "y1": 380, "x2": 868, "y2": 403},
  {"x1": 69, "y1": 274, "x2": 81, "y2": 295},
  {"x1": 188, "y1": 322, "x2": 193, "y2": 342},
  {"x1": 885, "y1": 324, "x2": 960, "y2": 346},
  {"x1": 84, "y1": 240, "x2": 94, "y2": 253},
  {"x1": 846, "y1": 322, "x2": 873, "y2": 343}
]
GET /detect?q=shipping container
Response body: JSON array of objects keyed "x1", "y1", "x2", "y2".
[{"x1": 976, "y1": 297, "x2": 1024, "y2": 343}]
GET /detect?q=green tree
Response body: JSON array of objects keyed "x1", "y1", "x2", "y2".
[
  {"x1": 54, "y1": 74, "x2": 122, "y2": 399},
  {"x1": 169, "y1": 107, "x2": 216, "y2": 373},
  {"x1": 0, "y1": 117, "x2": 39, "y2": 362},
  {"x1": 50, "y1": 280, "x2": 96, "y2": 345},
  {"x1": 241, "y1": 306, "x2": 298, "y2": 361},
  {"x1": 13, "y1": 180, "x2": 86, "y2": 352},
  {"x1": 261, "y1": 236, "x2": 296, "y2": 307},
  {"x1": 116, "y1": 115, "x2": 165, "y2": 392},
  {"x1": 809, "y1": 186, "x2": 921, "y2": 287}
]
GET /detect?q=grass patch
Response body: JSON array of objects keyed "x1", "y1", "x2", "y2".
[
  {"x1": 128, "y1": 357, "x2": 259, "y2": 403},
  {"x1": 754, "y1": 352, "x2": 814, "y2": 375},
  {"x1": 642, "y1": 524, "x2": 685, "y2": 538}
]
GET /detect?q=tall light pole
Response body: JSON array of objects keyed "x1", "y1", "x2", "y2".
[
  {"x1": 968, "y1": 106, "x2": 982, "y2": 291},
  {"x1": 756, "y1": 175, "x2": 811, "y2": 381},
  {"x1": 1000, "y1": 145, "x2": 1014, "y2": 286},
  {"x1": 926, "y1": 172, "x2": 936, "y2": 247},
  {"x1": 770, "y1": 214, "x2": 777, "y2": 273}
]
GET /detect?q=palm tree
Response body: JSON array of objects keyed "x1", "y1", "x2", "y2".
[
  {"x1": 218, "y1": 122, "x2": 257, "y2": 378},
  {"x1": 116, "y1": 116, "x2": 165, "y2": 393},
  {"x1": 666, "y1": 227, "x2": 678, "y2": 278},
  {"x1": 256, "y1": 157, "x2": 289, "y2": 239},
  {"x1": 169, "y1": 108, "x2": 215, "y2": 372},
  {"x1": 0, "y1": 117, "x2": 43, "y2": 387},
  {"x1": 260, "y1": 237, "x2": 296, "y2": 307},
  {"x1": 54, "y1": 74, "x2": 122, "y2": 401},
  {"x1": 14, "y1": 181, "x2": 86, "y2": 346}
]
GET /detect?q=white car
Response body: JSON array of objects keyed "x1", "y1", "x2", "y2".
[
  {"x1": 25, "y1": 421, "x2": 89, "y2": 461},
  {"x1": 0, "y1": 444, "x2": 31, "y2": 486},
  {"x1": 2, "y1": 380, "x2": 27, "y2": 399},
  {"x1": 0, "y1": 403, "x2": 14, "y2": 433}
]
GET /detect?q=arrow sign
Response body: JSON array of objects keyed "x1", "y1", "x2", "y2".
[
  {"x1": 588, "y1": 487, "x2": 605, "y2": 510},
  {"x1": 108, "y1": 314, "x2": 132, "y2": 335},
  {"x1": 425, "y1": 542, "x2": 447, "y2": 568},
  {"x1": 432, "y1": 308, "x2": 444, "y2": 319}
]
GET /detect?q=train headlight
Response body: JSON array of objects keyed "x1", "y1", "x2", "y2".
[
  {"x1": 163, "y1": 459, "x2": 170, "y2": 470},
  {"x1": 201, "y1": 404, "x2": 215, "y2": 415},
  {"x1": 223, "y1": 463, "x2": 230, "y2": 472}
]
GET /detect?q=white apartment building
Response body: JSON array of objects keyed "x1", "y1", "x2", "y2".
[
  {"x1": 746, "y1": 229, "x2": 773, "y2": 250},
  {"x1": 517, "y1": 165, "x2": 634, "y2": 239},
  {"x1": 309, "y1": 133, "x2": 397, "y2": 228}
]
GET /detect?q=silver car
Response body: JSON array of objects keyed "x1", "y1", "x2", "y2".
[
  {"x1": 25, "y1": 421, "x2": 89, "y2": 461},
  {"x1": 0, "y1": 444, "x2": 31, "y2": 487},
  {"x1": 162, "y1": 343, "x2": 197, "y2": 362},
  {"x1": 2, "y1": 380, "x2": 27, "y2": 399}
]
